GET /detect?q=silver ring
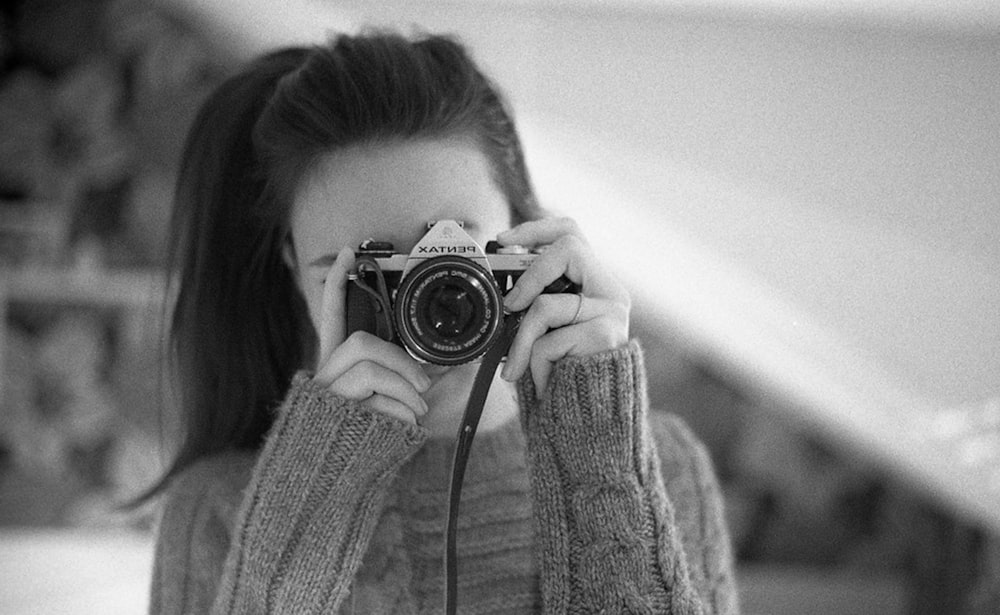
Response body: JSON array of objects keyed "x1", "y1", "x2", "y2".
[{"x1": 569, "y1": 294, "x2": 584, "y2": 326}]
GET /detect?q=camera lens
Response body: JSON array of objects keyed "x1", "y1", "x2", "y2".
[
  {"x1": 424, "y1": 284, "x2": 477, "y2": 338},
  {"x1": 394, "y1": 256, "x2": 502, "y2": 365}
]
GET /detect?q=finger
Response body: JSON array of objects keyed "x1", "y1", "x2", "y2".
[
  {"x1": 529, "y1": 317, "x2": 627, "y2": 392},
  {"x1": 496, "y1": 217, "x2": 583, "y2": 248},
  {"x1": 504, "y1": 234, "x2": 593, "y2": 312},
  {"x1": 318, "y1": 246, "x2": 356, "y2": 365},
  {"x1": 528, "y1": 324, "x2": 587, "y2": 394},
  {"x1": 366, "y1": 394, "x2": 420, "y2": 426},
  {"x1": 316, "y1": 331, "x2": 430, "y2": 393},
  {"x1": 502, "y1": 294, "x2": 590, "y2": 381},
  {"x1": 328, "y1": 361, "x2": 429, "y2": 418}
]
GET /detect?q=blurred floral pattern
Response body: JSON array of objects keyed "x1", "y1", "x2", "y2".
[{"x1": 0, "y1": 0, "x2": 229, "y2": 527}]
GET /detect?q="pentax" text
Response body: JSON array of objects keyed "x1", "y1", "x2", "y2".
[{"x1": 417, "y1": 246, "x2": 478, "y2": 254}]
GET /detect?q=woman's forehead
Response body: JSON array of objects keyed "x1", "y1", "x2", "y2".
[{"x1": 290, "y1": 138, "x2": 510, "y2": 259}]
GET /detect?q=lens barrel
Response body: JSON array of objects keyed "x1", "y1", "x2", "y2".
[{"x1": 394, "y1": 256, "x2": 503, "y2": 365}]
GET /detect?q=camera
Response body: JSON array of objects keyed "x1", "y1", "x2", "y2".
[{"x1": 345, "y1": 219, "x2": 572, "y2": 365}]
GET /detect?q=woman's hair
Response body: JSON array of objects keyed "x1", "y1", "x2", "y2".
[{"x1": 150, "y1": 31, "x2": 542, "y2": 494}]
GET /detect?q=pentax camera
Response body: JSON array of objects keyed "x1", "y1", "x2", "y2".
[{"x1": 345, "y1": 219, "x2": 572, "y2": 365}]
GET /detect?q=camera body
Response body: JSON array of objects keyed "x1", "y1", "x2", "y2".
[{"x1": 345, "y1": 219, "x2": 564, "y2": 365}]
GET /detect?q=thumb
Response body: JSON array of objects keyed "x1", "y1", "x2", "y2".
[{"x1": 318, "y1": 246, "x2": 356, "y2": 365}]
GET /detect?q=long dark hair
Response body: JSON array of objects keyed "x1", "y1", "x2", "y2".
[{"x1": 151, "y1": 31, "x2": 541, "y2": 494}]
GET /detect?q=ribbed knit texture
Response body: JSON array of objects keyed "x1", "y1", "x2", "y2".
[{"x1": 150, "y1": 341, "x2": 738, "y2": 614}]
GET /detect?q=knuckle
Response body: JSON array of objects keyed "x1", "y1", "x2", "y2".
[
  {"x1": 557, "y1": 232, "x2": 585, "y2": 250},
  {"x1": 610, "y1": 300, "x2": 630, "y2": 323},
  {"x1": 564, "y1": 218, "x2": 585, "y2": 239},
  {"x1": 355, "y1": 360, "x2": 378, "y2": 381},
  {"x1": 343, "y1": 330, "x2": 369, "y2": 349},
  {"x1": 601, "y1": 326, "x2": 619, "y2": 348},
  {"x1": 530, "y1": 293, "x2": 560, "y2": 317},
  {"x1": 596, "y1": 317, "x2": 627, "y2": 347},
  {"x1": 556, "y1": 216, "x2": 579, "y2": 232},
  {"x1": 368, "y1": 396, "x2": 413, "y2": 424},
  {"x1": 533, "y1": 331, "x2": 558, "y2": 354},
  {"x1": 329, "y1": 378, "x2": 363, "y2": 400},
  {"x1": 346, "y1": 330, "x2": 388, "y2": 355},
  {"x1": 554, "y1": 234, "x2": 588, "y2": 262}
]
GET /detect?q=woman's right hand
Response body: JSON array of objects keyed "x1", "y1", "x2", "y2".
[{"x1": 312, "y1": 246, "x2": 430, "y2": 425}]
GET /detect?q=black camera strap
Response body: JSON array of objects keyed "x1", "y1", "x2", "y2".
[
  {"x1": 444, "y1": 309, "x2": 524, "y2": 615},
  {"x1": 349, "y1": 257, "x2": 394, "y2": 342}
]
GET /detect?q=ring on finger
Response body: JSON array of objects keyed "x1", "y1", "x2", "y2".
[{"x1": 569, "y1": 294, "x2": 584, "y2": 326}]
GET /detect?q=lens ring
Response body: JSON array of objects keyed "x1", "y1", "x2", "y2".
[{"x1": 394, "y1": 256, "x2": 503, "y2": 365}]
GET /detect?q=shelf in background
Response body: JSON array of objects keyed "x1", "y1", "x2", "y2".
[{"x1": 0, "y1": 266, "x2": 167, "y2": 403}]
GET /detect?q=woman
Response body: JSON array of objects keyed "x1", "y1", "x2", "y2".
[{"x1": 149, "y1": 30, "x2": 739, "y2": 614}]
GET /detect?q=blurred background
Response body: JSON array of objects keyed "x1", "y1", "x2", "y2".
[{"x1": 0, "y1": 0, "x2": 998, "y2": 613}]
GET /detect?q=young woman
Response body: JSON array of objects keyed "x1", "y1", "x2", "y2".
[{"x1": 149, "y1": 31, "x2": 739, "y2": 614}]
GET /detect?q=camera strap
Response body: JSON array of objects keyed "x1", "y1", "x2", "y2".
[
  {"x1": 444, "y1": 309, "x2": 524, "y2": 615},
  {"x1": 350, "y1": 257, "x2": 395, "y2": 342}
]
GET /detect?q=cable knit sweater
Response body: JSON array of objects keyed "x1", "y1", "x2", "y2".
[{"x1": 149, "y1": 341, "x2": 739, "y2": 614}]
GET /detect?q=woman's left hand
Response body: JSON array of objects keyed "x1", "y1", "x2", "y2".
[{"x1": 498, "y1": 217, "x2": 630, "y2": 393}]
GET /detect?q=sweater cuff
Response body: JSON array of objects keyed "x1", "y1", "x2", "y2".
[
  {"x1": 278, "y1": 372, "x2": 428, "y2": 466},
  {"x1": 517, "y1": 340, "x2": 646, "y2": 478},
  {"x1": 242, "y1": 372, "x2": 430, "y2": 540},
  {"x1": 245, "y1": 372, "x2": 429, "y2": 523}
]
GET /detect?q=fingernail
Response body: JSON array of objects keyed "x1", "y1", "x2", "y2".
[
  {"x1": 500, "y1": 364, "x2": 511, "y2": 381},
  {"x1": 336, "y1": 245, "x2": 354, "y2": 270},
  {"x1": 504, "y1": 287, "x2": 522, "y2": 309},
  {"x1": 418, "y1": 374, "x2": 431, "y2": 391},
  {"x1": 420, "y1": 397, "x2": 429, "y2": 415}
]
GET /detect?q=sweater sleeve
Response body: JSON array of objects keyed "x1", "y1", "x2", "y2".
[
  {"x1": 149, "y1": 373, "x2": 427, "y2": 615},
  {"x1": 517, "y1": 340, "x2": 738, "y2": 614}
]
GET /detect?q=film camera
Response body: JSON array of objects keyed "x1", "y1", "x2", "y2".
[{"x1": 345, "y1": 219, "x2": 574, "y2": 365}]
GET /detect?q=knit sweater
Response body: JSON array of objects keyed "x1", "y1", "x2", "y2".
[{"x1": 149, "y1": 341, "x2": 739, "y2": 614}]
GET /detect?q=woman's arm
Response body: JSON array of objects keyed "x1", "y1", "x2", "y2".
[
  {"x1": 518, "y1": 341, "x2": 739, "y2": 614},
  {"x1": 150, "y1": 373, "x2": 427, "y2": 614}
]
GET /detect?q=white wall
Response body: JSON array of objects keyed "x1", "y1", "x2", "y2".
[{"x1": 308, "y1": 0, "x2": 1000, "y2": 407}]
